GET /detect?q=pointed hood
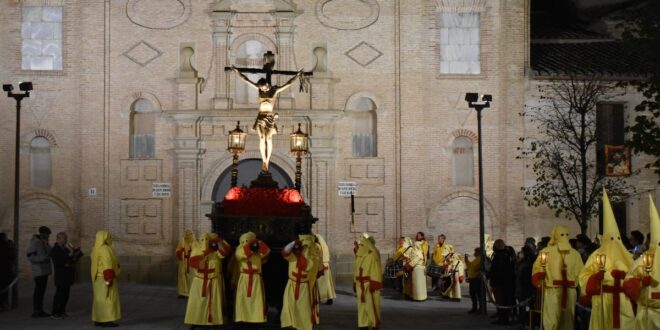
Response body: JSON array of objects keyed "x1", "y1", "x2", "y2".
[
  {"x1": 177, "y1": 229, "x2": 196, "y2": 251},
  {"x1": 548, "y1": 225, "x2": 571, "y2": 251},
  {"x1": 647, "y1": 195, "x2": 660, "y2": 280},
  {"x1": 650, "y1": 195, "x2": 659, "y2": 253},
  {"x1": 595, "y1": 190, "x2": 633, "y2": 271}
]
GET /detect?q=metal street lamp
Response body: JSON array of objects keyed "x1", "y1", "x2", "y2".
[
  {"x1": 289, "y1": 123, "x2": 309, "y2": 191},
  {"x1": 227, "y1": 121, "x2": 246, "y2": 187},
  {"x1": 3, "y1": 81, "x2": 33, "y2": 308},
  {"x1": 465, "y1": 92, "x2": 492, "y2": 315}
]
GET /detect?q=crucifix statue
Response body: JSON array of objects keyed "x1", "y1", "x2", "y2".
[{"x1": 227, "y1": 51, "x2": 312, "y2": 173}]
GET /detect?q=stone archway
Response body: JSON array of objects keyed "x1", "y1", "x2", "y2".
[{"x1": 428, "y1": 191, "x2": 498, "y2": 255}]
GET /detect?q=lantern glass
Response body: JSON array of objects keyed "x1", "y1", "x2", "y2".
[
  {"x1": 227, "y1": 122, "x2": 246, "y2": 154},
  {"x1": 289, "y1": 123, "x2": 309, "y2": 154}
]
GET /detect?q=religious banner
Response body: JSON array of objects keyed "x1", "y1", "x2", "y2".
[{"x1": 604, "y1": 145, "x2": 630, "y2": 177}]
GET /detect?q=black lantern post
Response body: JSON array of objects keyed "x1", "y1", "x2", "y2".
[
  {"x1": 289, "y1": 123, "x2": 309, "y2": 191},
  {"x1": 3, "y1": 81, "x2": 33, "y2": 308},
  {"x1": 227, "y1": 121, "x2": 247, "y2": 187},
  {"x1": 465, "y1": 92, "x2": 492, "y2": 315}
]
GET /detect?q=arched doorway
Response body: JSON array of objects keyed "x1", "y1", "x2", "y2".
[{"x1": 211, "y1": 159, "x2": 294, "y2": 202}]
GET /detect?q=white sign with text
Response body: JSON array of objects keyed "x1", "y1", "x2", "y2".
[
  {"x1": 152, "y1": 182, "x2": 172, "y2": 198},
  {"x1": 337, "y1": 181, "x2": 358, "y2": 197}
]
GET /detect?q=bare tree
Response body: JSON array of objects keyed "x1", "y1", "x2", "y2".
[{"x1": 519, "y1": 77, "x2": 633, "y2": 234}]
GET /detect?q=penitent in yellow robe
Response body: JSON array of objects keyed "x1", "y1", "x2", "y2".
[
  {"x1": 184, "y1": 234, "x2": 231, "y2": 326},
  {"x1": 280, "y1": 237, "x2": 320, "y2": 330},
  {"x1": 354, "y1": 235, "x2": 383, "y2": 329},
  {"x1": 442, "y1": 254, "x2": 465, "y2": 300},
  {"x1": 316, "y1": 234, "x2": 336, "y2": 302},
  {"x1": 624, "y1": 196, "x2": 660, "y2": 330},
  {"x1": 431, "y1": 242, "x2": 454, "y2": 267},
  {"x1": 234, "y1": 232, "x2": 270, "y2": 324},
  {"x1": 578, "y1": 191, "x2": 634, "y2": 330},
  {"x1": 176, "y1": 230, "x2": 195, "y2": 297},
  {"x1": 91, "y1": 231, "x2": 121, "y2": 323},
  {"x1": 531, "y1": 226, "x2": 584, "y2": 330}
]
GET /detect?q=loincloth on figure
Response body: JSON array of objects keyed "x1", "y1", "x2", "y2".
[{"x1": 253, "y1": 112, "x2": 278, "y2": 133}]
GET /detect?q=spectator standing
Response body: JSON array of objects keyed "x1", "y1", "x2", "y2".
[
  {"x1": 489, "y1": 239, "x2": 516, "y2": 325},
  {"x1": 26, "y1": 226, "x2": 52, "y2": 318},
  {"x1": 465, "y1": 248, "x2": 483, "y2": 314},
  {"x1": 50, "y1": 232, "x2": 83, "y2": 319},
  {"x1": 516, "y1": 245, "x2": 536, "y2": 327},
  {"x1": 629, "y1": 230, "x2": 646, "y2": 259},
  {"x1": 0, "y1": 233, "x2": 16, "y2": 310}
]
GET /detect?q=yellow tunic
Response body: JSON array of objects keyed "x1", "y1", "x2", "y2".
[
  {"x1": 406, "y1": 241, "x2": 427, "y2": 301},
  {"x1": 91, "y1": 231, "x2": 121, "y2": 323},
  {"x1": 184, "y1": 235, "x2": 231, "y2": 326},
  {"x1": 579, "y1": 192, "x2": 635, "y2": 330},
  {"x1": 316, "y1": 234, "x2": 336, "y2": 302},
  {"x1": 625, "y1": 253, "x2": 660, "y2": 330},
  {"x1": 532, "y1": 243, "x2": 584, "y2": 330},
  {"x1": 176, "y1": 230, "x2": 195, "y2": 297},
  {"x1": 432, "y1": 242, "x2": 454, "y2": 266},
  {"x1": 354, "y1": 235, "x2": 382, "y2": 329},
  {"x1": 234, "y1": 233, "x2": 270, "y2": 324},
  {"x1": 280, "y1": 238, "x2": 320, "y2": 330}
]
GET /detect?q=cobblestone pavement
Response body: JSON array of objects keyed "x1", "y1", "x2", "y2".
[{"x1": 0, "y1": 279, "x2": 519, "y2": 329}]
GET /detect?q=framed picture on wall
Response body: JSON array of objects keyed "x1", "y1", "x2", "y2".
[{"x1": 605, "y1": 145, "x2": 630, "y2": 177}]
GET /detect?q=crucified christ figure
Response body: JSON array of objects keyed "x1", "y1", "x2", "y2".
[{"x1": 231, "y1": 64, "x2": 303, "y2": 173}]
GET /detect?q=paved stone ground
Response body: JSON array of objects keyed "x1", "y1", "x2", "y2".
[{"x1": 0, "y1": 279, "x2": 520, "y2": 329}]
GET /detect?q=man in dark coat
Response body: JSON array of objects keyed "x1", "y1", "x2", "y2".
[
  {"x1": 50, "y1": 232, "x2": 83, "y2": 319},
  {"x1": 27, "y1": 226, "x2": 52, "y2": 317}
]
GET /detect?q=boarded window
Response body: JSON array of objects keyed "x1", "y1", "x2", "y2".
[
  {"x1": 350, "y1": 97, "x2": 377, "y2": 157},
  {"x1": 130, "y1": 98, "x2": 155, "y2": 159},
  {"x1": 439, "y1": 12, "x2": 480, "y2": 74},
  {"x1": 452, "y1": 137, "x2": 474, "y2": 186},
  {"x1": 30, "y1": 137, "x2": 52, "y2": 188},
  {"x1": 21, "y1": 6, "x2": 63, "y2": 70}
]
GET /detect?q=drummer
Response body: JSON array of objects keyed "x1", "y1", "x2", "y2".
[{"x1": 430, "y1": 234, "x2": 454, "y2": 290}]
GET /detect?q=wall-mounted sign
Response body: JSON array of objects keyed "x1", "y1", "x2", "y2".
[
  {"x1": 337, "y1": 181, "x2": 358, "y2": 197},
  {"x1": 152, "y1": 182, "x2": 172, "y2": 198}
]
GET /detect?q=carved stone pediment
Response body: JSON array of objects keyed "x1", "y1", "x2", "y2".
[{"x1": 213, "y1": 0, "x2": 296, "y2": 13}]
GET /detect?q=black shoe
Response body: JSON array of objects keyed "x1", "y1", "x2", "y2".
[
  {"x1": 51, "y1": 313, "x2": 63, "y2": 319},
  {"x1": 32, "y1": 311, "x2": 50, "y2": 318},
  {"x1": 468, "y1": 309, "x2": 477, "y2": 314},
  {"x1": 325, "y1": 299, "x2": 333, "y2": 305},
  {"x1": 61, "y1": 313, "x2": 69, "y2": 319},
  {"x1": 95, "y1": 322, "x2": 119, "y2": 327}
]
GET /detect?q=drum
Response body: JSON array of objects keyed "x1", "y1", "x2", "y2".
[
  {"x1": 426, "y1": 263, "x2": 445, "y2": 278},
  {"x1": 385, "y1": 260, "x2": 404, "y2": 279}
]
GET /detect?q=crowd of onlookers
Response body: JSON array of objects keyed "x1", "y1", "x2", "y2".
[
  {"x1": 485, "y1": 230, "x2": 652, "y2": 328},
  {"x1": 383, "y1": 229, "x2": 654, "y2": 328}
]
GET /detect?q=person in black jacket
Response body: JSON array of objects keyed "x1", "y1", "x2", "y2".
[
  {"x1": 0, "y1": 233, "x2": 15, "y2": 310},
  {"x1": 488, "y1": 239, "x2": 516, "y2": 325},
  {"x1": 50, "y1": 232, "x2": 83, "y2": 319}
]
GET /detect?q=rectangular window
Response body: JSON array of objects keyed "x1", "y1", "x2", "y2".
[
  {"x1": 22, "y1": 6, "x2": 63, "y2": 71},
  {"x1": 439, "y1": 12, "x2": 480, "y2": 75},
  {"x1": 596, "y1": 103, "x2": 624, "y2": 175}
]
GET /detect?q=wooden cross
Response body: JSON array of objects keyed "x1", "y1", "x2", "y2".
[{"x1": 224, "y1": 51, "x2": 313, "y2": 87}]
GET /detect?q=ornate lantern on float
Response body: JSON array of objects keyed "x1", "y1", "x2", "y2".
[
  {"x1": 227, "y1": 121, "x2": 247, "y2": 187},
  {"x1": 289, "y1": 123, "x2": 309, "y2": 191}
]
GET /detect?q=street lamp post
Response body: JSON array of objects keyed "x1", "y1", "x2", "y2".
[
  {"x1": 227, "y1": 121, "x2": 247, "y2": 187},
  {"x1": 289, "y1": 123, "x2": 309, "y2": 191},
  {"x1": 465, "y1": 92, "x2": 492, "y2": 315},
  {"x1": 3, "y1": 81, "x2": 33, "y2": 308}
]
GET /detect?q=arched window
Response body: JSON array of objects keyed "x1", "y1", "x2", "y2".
[
  {"x1": 350, "y1": 97, "x2": 377, "y2": 157},
  {"x1": 30, "y1": 137, "x2": 52, "y2": 188},
  {"x1": 130, "y1": 98, "x2": 155, "y2": 159},
  {"x1": 452, "y1": 136, "x2": 474, "y2": 186},
  {"x1": 234, "y1": 40, "x2": 269, "y2": 105}
]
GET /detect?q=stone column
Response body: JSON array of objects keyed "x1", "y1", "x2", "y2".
[
  {"x1": 212, "y1": 12, "x2": 232, "y2": 109},
  {"x1": 172, "y1": 119, "x2": 206, "y2": 237},
  {"x1": 274, "y1": 12, "x2": 296, "y2": 109}
]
